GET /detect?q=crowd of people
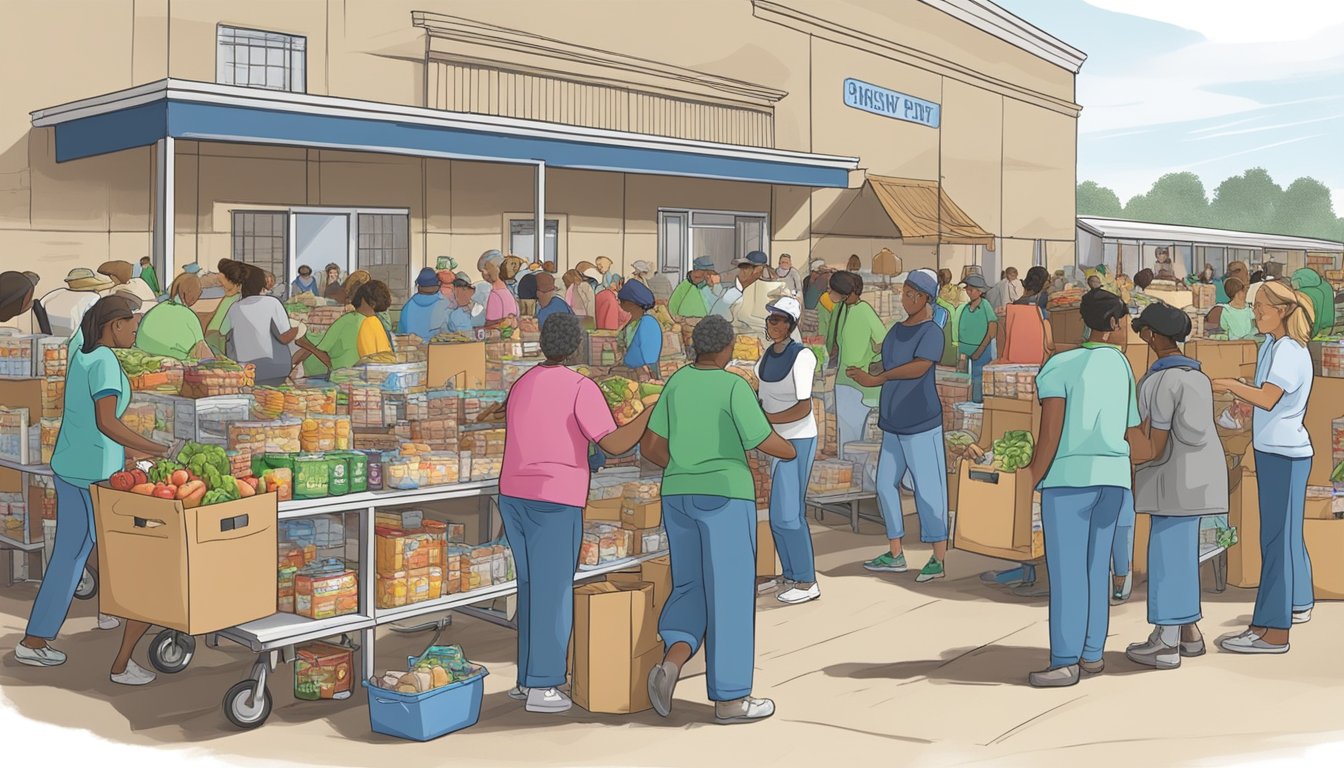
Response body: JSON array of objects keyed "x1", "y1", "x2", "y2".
[{"x1": 0, "y1": 246, "x2": 1322, "y2": 726}]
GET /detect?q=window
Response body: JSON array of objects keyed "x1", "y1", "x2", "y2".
[
  {"x1": 231, "y1": 211, "x2": 288, "y2": 283},
  {"x1": 217, "y1": 26, "x2": 306, "y2": 92},
  {"x1": 509, "y1": 219, "x2": 559, "y2": 264},
  {"x1": 357, "y1": 213, "x2": 410, "y2": 302},
  {"x1": 659, "y1": 208, "x2": 768, "y2": 277}
]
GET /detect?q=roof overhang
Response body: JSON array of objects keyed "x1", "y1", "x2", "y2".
[
  {"x1": 1077, "y1": 217, "x2": 1344, "y2": 254},
  {"x1": 31, "y1": 79, "x2": 858, "y2": 188}
]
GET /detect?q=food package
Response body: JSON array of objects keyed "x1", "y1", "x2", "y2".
[
  {"x1": 410, "y1": 418, "x2": 459, "y2": 448},
  {"x1": 360, "y1": 362, "x2": 427, "y2": 394},
  {"x1": 228, "y1": 418, "x2": 302, "y2": 455},
  {"x1": 376, "y1": 526, "x2": 446, "y2": 575},
  {"x1": 732, "y1": 335, "x2": 763, "y2": 362},
  {"x1": 384, "y1": 456, "x2": 426, "y2": 490},
  {"x1": 809, "y1": 460, "x2": 855, "y2": 494},
  {"x1": 182, "y1": 359, "x2": 253, "y2": 396},
  {"x1": 294, "y1": 562, "x2": 359, "y2": 620},
  {"x1": 294, "y1": 642, "x2": 354, "y2": 700},
  {"x1": 589, "y1": 332, "x2": 622, "y2": 367},
  {"x1": 420, "y1": 452, "x2": 460, "y2": 486},
  {"x1": 1192, "y1": 283, "x2": 1216, "y2": 311},
  {"x1": 426, "y1": 390, "x2": 463, "y2": 421},
  {"x1": 0, "y1": 335, "x2": 36, "y2": 377},
  {"x1": 36, "y1": 337, "x2": 67, "y2": 378},
  {"x1": 300, "y1": 415, "x2": 353, "y2": 452},
  {"x1": 458, "y1": 428, "x2": 506, "y2": 458},
  {"x1": 580, "y1": 522, "x2": 635, "y2": 566},
  {"x1": 345, "y1": 381, "x2": 385, "y2": 428},
  {"x1": 41, "y1": 376, "x2": 64, "y2": 419},
  {"x1": 375, "y1": 567, "x2": 444, "y2": 609}
]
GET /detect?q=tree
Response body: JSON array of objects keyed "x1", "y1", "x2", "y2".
[
  {"x1": 1272, "y1": 178, "x2": 1339, "y2": 240},
  {"x1": 1122, "y1": 172, "x2": 1210, "y2": 226},
  {"x1": 1077, "y1": 181, "x2": 1123, "y2": 217},
  {"x1": 1209, "y1": 168, "x2": 1282, "y2": 233}
]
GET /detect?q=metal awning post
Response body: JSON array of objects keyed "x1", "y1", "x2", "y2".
[
  {"x1": 535, "y1": 161, "x2": 546, "y2": 266},
  {"x1": 154, "y1": 137, "x2": 175, "y2": 280}
]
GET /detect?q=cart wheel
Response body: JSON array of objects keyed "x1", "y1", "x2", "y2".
[
  {"x1": 223, "y1": 680, "x2": 272, "y2": 729},
  {"x1": 148, "y1": 630, "x2": 196, "y2": 674},
  {"x1": 74, "y1": 566, "x2": 97, "y2": 600}
]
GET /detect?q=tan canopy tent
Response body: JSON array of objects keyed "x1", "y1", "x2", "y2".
[{"x1": 868, "y1": 175, "x2": 996, "y2": 250}]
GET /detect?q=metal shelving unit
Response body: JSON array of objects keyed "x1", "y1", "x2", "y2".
[{"x1": 0, "y1": 458, "x2": 53, "y2": 584}]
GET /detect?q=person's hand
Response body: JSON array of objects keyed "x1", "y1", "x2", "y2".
[
  {"x1": 965, "y1": 443, "x2": 986, "y2": 462},
  {"x1": 846, "y1": 366, "x2": 879, "y2": 387},
  {"x1": 1210, "y1": 378, "x2": 1234, "y2": 394}
]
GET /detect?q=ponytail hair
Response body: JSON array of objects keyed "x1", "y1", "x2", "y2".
[{"x1": 1259, "y1": 280, "x2": 1314, "y2": 347}]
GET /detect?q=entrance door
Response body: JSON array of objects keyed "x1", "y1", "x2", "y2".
[{"x1": 293, "y1": 213, "x2": 351, "y2": 299}]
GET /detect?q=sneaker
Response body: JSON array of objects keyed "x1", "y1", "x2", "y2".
[
  {"x1": 1126, "y1": 631, "x2": 1180, "y2": 670},
  {"x1": 1218, "y1": 632, "x2": 1289, "y2": 655},
  {"x1": 110, "y1": 659, "x2": 156, "y2": 686},
  {"x1": 863, "y1": 551, "x2": 907, "y2": 573},
  {"x1": 524, "y1": 687, "x2": 572, "y2": 713},
  {"x1": 1111, "y1": 572, "x2": 1133, "y2": 604},
  {"x1": 1079, "y1": 658, "x2": 1104, "y2": 675},
  {"x1": 1179, "y1": 626, "x2": 1206, "y2": 657},
  {"x1": 777, "y1": 583, "x2": 821, "y2": 605},
  {"x1": 1293, "y1": 608, "x2": 1312, "y2": 625},
  {"x1": 97, "y1": 614, "x2": 121, "y2": 631},
  {"x1": 507, "y1": 685, "x2": 530, "y2": 701},
  {"x1": 779, "y1": 579, "x2": 798, "y2": 592},
  {"x1": 15, "y1": 643, "x2": 66, "y2": 668},
  {"x1": 756, "y1": 577, "x2": 781, "y2": 594},
  {"x1": 77, "y1": 570, "x2": 94, "y2": 595},
  {"x1": 714, "y1": 696, "x2": 775, "y2": 724},
  {"x1": 1028, "y1": 665, "x2": 1080, "y2": 688},
  {"x1": 647, "y1": 661, "x2": 680, "y2": 718},
  {"x1": 915, "y1": 557, "x2": 945, "y2": 583}
]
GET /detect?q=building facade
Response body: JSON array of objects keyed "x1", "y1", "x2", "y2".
[{"x1": 3, "y1": 0, "x2": 1083, "y2": 320}]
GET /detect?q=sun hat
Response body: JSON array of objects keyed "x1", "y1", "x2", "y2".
[
  {"x1": 630, "y1": 260, "x2": 654, "y2": 275},
  {"x1": 692, "y1": 256, "x2": 716, "y2": 271},
  {"x1": 64, "y1": 267, "x2": 114, "y2": 292},
  {"x1": 960, "y1": 274, "x2": 990, "y2": 292}
]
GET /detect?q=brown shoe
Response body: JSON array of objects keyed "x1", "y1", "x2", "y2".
[{"x1": 1079, "y1": 659, "x2": 1104, "y2": 675}]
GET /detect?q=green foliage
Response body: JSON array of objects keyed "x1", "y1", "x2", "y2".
[{"x1": 1077, "y1": 181, "x2": 1123, "y2": 217}]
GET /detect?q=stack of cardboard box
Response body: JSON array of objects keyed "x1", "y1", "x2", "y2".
[
  {"x1": 570, "y1": 556, "x2": 672, "y2": 714},
  {"x1": 951, "y1": 396, "x2": 1042, "y2": 562}
]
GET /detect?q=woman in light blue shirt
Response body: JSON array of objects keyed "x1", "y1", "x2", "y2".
[
  {"x1": 16, "y1": 295, "x2": 171, "y2": 686},
  {"x1": 1212, "y1": 280, "x2": 1316, "y2": 654},
  {"x1": 617, "y1": 280, "x2": 662, "y2": 379}
]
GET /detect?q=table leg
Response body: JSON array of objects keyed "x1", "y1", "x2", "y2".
[
  {"x1": 850, "y1": 500, "x2": 859, "y2": 534},
  {"x1": 1214, "y1": 550, "x2": 1227, "y2": 593}
]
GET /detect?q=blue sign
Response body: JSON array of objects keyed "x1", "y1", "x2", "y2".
[{"x1": 843, "y1": 78, "x2": 940, "y2": 129}]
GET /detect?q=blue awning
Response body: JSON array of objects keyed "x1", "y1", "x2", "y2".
[{"x1": 33, "y1": 80, "x2": 858, "y2": 188}]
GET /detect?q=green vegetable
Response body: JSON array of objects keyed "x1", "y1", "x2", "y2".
[
  {"x1": 991, "y1": 430, "x2": 1035, "y2": 472},
  {"x1": 148, "y1": 459, "x2": 182, "y2": 485},
  {"x1": 1332, "y1": 461, "x2": 1344, "y2": 484}
]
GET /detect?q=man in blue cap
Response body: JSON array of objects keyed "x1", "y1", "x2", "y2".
[
  {"x1": 399, "y1": 266, "x2": 451, "y2": 342},
  {"x1": 711, "y1": 250, "x2": 787, "y2": 338}
]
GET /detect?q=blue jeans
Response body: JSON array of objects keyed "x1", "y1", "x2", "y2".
[
  {"x1": 875, "y1": 427, "x2": 948, "y2": 543},
  {"x1": 1252, "y1": 451, "x2": 1313, "y2": 630},
  {"x1": 968, "y1": 339, "x2": 997, "y2": 403},
  {"x1": 1147, "y1": 515, "x2": 1202, "y2": 626},
  {"x1": 27, "y1": 477, "x2": 96, "y2": 640},
  {"x1": 498, "y1": 495, "x2": 583, "y2": 689},
  {"x1": 660, "y1": 495, "x2": 757, "y2": 702},
  {"x1": 1041, "y1": 486, "x2": 1124, "y2": 668},
  {"x1": 1113, "y1": 490, "x2": 1135, "y2": 576},
  {"x1": 835, "y1": 385, "x2": 870, "y2": 459},
  {"x1": 770, "y1": 437, "x2": 818, "y2": 583}
]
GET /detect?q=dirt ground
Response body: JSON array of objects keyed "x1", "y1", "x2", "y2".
[{"x1": 2, "y1": 504, "x2": 1342, "y2": 767}]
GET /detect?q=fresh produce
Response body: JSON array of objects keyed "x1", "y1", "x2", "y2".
[
  {"x1": 125, "y1": 441, "x2": 247, "y2": 507},
  {"x1": 148, "y1": 459, "x2": 183, "y2": 485},
  {"x1": 1332, "y1": 460, "x2": 1344, "y2": 485},
  {"x1": 109, "y1": 471, "x2": 137, "y2": 492},
  {"x1": 112, "y1": 348, "x2": 176, "y2": 376},
  {"x1": 991, "y1": 431, "x2": 1035, "y2": 472},
  {"x1": 598, "y1": 376, "x2": 640, "y2": 408}
]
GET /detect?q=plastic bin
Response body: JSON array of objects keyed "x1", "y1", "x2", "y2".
[{"x1": 363, "y1": 666, "x2": 488, "y2": 741}]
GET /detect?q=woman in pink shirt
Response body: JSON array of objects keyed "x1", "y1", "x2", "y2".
[
  {"x1": 499, "y1": 312, "x2": 652, "y2": 714},
  {"x1": 478, "y1": 249, "x2": 519, "y2": 327}
]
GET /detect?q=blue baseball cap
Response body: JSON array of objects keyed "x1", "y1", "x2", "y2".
[
  {"x1": 905, "y1": 268, "x2": 939, "y2": 300},
  {"x1": 692, "y1": 256, "x2": 716, "y2": 271},
  {"x1": 415, "y1": 267, "x2": 440, "y2": 288},
  {"x1": 735, "y1": 250, "x2": 769, "y2": 267}
]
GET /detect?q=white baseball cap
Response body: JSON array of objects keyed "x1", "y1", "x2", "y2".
[{"x1": 765, "y1": 296, "x2": 802, "y2": 322}]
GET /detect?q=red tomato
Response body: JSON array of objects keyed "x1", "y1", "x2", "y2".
[
  {"x1": 152, "y1": 485, "x2": 177, "y2": 500},
  {"x1": 130, "y1": 469, "x2": 148, "y2": 485},
  {"x1": 109, "y1": 472, "x2": 136, "y2": 492}
]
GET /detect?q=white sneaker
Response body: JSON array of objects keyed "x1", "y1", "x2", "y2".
[
  {"x1": 507, "y1": 685, "x2": 530, "y2": 701},
  {"x1": 1218, "y1": 632, "x2": 1288, "y2": 655},
  {"x1": 777, "y1": 583, "x2": 821, "y2": 605},
  {"x1": 714, "y1": 696, "x2": 775, "y2": 724},
  {"x1": 524, "y1": 686, "x2": 571, "y2": 713},
  {"x1": 97, "y1": 614, "x2": 121, "y2": 631},
  {"x1": 110, "y1": 659, "x2": 156, "y2": 686},
  {"x1": 1293, "y1": 608, "x2": 1312, "y2": 624},
  {"x1": 15, "y1": 643, "x2": 66, "y2": 667},
  {"x1": 756, "y1": 578, "x2": 781, "y2": 594}
]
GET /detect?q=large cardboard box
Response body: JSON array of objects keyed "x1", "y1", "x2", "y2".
[
  {"x1": 1306, "y1": 376, "x2": 1344, "y2": 487},
  {"x1": 571, "y1": 579, "x2": 661, "y2": 714},
  {"x1": 1048, "y1": 307, "x2": 1087, "y2": 347},
  {"x1": 979, "y1": 397, "x2": 1042, "y2": 450},
  {"x1": 756, "y1": 519, "x2": 778, "y2": 578},
  {"x1": 584, "y1": 497, "x2": 624, "y2": 524},
  {"x1": 953, "y1": 460, "x2": 1037, "y2": 561},
  {"x1": 641, "y1": 555, "x2": 671, "y2": 615},
  {"x1": 1183, "y1": 340, "x2": 1258, "y2": 381},
  {"x1": 91, "y1": 486, "x2": 279, "y2": 634},
  {"x1": 621, "y1": 500, "x2": 661, "y2": 530},
  {"x1": 1305, "y1": 518, "x2": 1344, "y2": 599},
  {"x1": 427, "y1": 341, "x2": 487, "y2": 390},
  {"x1": 1227, "y1": 468, "x2": 1260, "y2": 589}
]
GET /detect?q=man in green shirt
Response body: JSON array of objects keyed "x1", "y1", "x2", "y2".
[
  {"x1": 137, "y1": 257, "x2": 161, "y2": 296},
  {"x1": 956, "y1": 274, "x2": 998, "y2": 403},
  {"x1": 827, "y1": 271, "x2": 888, "y2": 458},
  {"x1": 1024, "y1": 288, "x2": 1139, "y2": 688},
  {"x1": 667, "y1": 256, "x2": 713, "y2": 320},
  {"x1": 641, "y1": 315, "x2": 796, "y2": 726}
]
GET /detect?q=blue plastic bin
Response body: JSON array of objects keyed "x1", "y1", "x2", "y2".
[{"x1": 364, "y1": 666, "x2": 488, "y2": 742}]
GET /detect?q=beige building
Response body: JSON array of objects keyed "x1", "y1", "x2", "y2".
[{"x1": 2, "y1": 0, "x2": 1083, "y2": 321}]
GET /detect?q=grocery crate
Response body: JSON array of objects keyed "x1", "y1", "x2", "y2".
[
  {"x1": 363, "y1": 665, "x2": 487, "y2": 742},
  {"x1": 0, "y1": 407, "x2": 37, "y2": 465},
  {"x1": 41, "y1": 376, "x2": 64, "y2": 419},
  {"x1": 36, "y1": 337, "x2": 67, "y2": 378},
  {"x1": 0, "y1": 334, "x2": 37, "y2": 377}
]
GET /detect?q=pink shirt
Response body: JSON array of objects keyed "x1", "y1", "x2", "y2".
[
  {"x1": 501, "y1": 365, "x2": 617, "y2": 508},
  {"x1": 594, "y1": 289, "x2": 630, "y2": 331},
  {"x1": 485, "y1": 283, "x2": 519, "y2": 323}
]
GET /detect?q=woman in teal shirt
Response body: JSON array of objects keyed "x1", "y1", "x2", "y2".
[
  {"x1": 16, "y1": 295, "x2": 171, "y2": 686},
  {"x1": 135, "y1": 273, "x2": 212, "y2": 360},
  {"x1": 617, "y1": 280, "x2": 662, "y2": 379}
]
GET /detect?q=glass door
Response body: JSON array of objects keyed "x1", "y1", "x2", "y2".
[{"x1": 292, "y1": 213, "x2": 351, "y2": 299}]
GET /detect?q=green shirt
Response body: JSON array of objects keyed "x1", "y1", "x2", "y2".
[
  {"x1": 51, "y1": 345, "x2": 130, "y2": 485},
  {"x1": 648, "y1": 366, "x2": 773, "y2": 500},
  {"x1": 302, "y1": 311, "x2": 365, "y2": 377},
  {"x1": 667, "y1": 280, "x2": 708, "y2": 319},
  {"x1": 135, "y1": 300, "x2": 204, "y2": 360},
  {"x1": 139, "y1": 265, "x2": 161, "y2": 296},
  {"x1": 1035, "y1": 342, "x2": 1139, "y2": 490},
  {"x1": 956, "y1": 299, "x2": 996, "y2": 357},
  {"x1": 206, "y1": 293, "x2": 239, "y2": 335},
  {"x1": 1219, "y1": 304, "x2": 1257, "y2": 340},
  {"x1": 831, "y1": 301, "x2": 887, "y2": 406}
]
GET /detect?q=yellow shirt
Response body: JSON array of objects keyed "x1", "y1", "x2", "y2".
[{"x1": 356, "y1": 315, "x2": 392, "y2": 358}]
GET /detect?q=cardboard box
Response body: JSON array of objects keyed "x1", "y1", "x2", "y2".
[
  {"x1": 427, "y1": 341, "x2": 487, "y2": 390},
  {"x1": 1183, "y1": 340, "x2": 1258, "y2": 382},
  {"x1": 1048, "y1": 307, "x2": 1087, "y2": 347},
  {"x1": 979, "y1": 397, "x2": 1042, "y2": 450},
  {"x1": 1305, "y1": 518, "x2": 1344, "y2": 599},
  {"x1": 1227, "y1": 468, "x2": 1260, "y2": 589},
  {"x1": 1307, "y1": 376, "x2": 1344, "y2": 486},
  {"x1": 584, "y1": 497, "x2": 624, "y2": 524},
  {"x1": 1305, "y1": 489, "x2": 1334, "y2": 520},
  {"x1": 571, "y1": 579, "x2": 661, "y2": 713},
  {"x1": 621, "y1": 500, "x2": 661, "y2": 530},
  {"x1": 953, "y1": 460, "x2": 1036, "y2": 560},
  {"x1": 91, "y1": 486, "x2": 279, "y2": 635},
  {"x1": 756, "y1": 520, "x2": 778, "y2": 577},
  {"x1": 641, "y1": 556, "x2": 671, "y2": 615}
]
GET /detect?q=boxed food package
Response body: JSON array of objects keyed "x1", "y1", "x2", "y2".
[
  {"x1": 809, "y1": 459, "x2": 854, "y2": 495},
  {"x1": 1192, "y1": 283, "x2": 1216, "y2": 311},
  {"x1": 580, "y1": 522, "x2": 636, "y2": 567},
  {"x1": 36, "y1": 337, "x2": 67, "y2": 378},
  {"x1": 410, "y1": 417, "x2": 459, "y2": 447},
  {"x1": 376, "y1": 566, "x2": 445, "y2": 609},
  {"x1": 41, "y1": 376, "x2": 63, "y2": 419},
  {"x1": 589, "y1": 332, "x2": 622, "y2": 367},
  {"x1": 376, "y1": 526, "x2": 446, "y2": 575},
  {"x1": 0, "y1": 407, "x2": 36, "y2": 465},
  {"x1": 621, "y1": 481, "x2": 662, "y2": 529},
  {"x1": 295, "y1": 561, "x2": 359, "y2": 620},
  {"x1": 571, "y1": 579, "x2": 661, "y2": 714},
  {"x1": 0, "y1": 334, "x2": 37, "y2": 377},
  {"x1": 300, "y1": 416, "x2": 353, "y2": 452},
  {"x1": 294, "y1": 641, "x2": 354, "y2": 700},
  {"x1": 228, "y1": 418, "x2": 302, "y2": 455},
  {"x1": 345, "y1": 382, "x2": 386, "y2": 428},
  {"x1": 982, "y1": 363, "x2": 1040, "y2": 401},
  {"x1": 91, "y1": 485, "x2": 279, "y2": 634},
  {"x1": 182, "y1": 359, "x2": 254, "y2": 397}
]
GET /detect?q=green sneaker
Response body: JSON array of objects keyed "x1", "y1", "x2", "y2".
[
  {"x1": 915, "y1": 557, "x2": 945, "y2": 583},
  {"x1": 863, "y1": 551, "x2": 907, "y2": 573}
]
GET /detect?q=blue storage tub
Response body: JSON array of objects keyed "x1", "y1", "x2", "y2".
[{"x1": 364, "y1": 665, "x2": 488, "y2": 742}]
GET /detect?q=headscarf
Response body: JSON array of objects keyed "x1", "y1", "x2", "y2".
[{"x1": 617, "y1": 279, "x2": 655, "y2": 310}]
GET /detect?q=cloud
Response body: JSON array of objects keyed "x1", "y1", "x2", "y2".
[{"x1": 1083, "y1": 0, "x2": 1344, "y2": 43}]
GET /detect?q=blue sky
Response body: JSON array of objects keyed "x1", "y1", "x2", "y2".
[{"x1": 994, "y1": 0, "x2": 1344, "y2": 214}]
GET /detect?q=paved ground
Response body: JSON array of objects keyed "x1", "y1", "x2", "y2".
[{"x1": 2, "y1": 504, "x2": 1342, "y2": 767}]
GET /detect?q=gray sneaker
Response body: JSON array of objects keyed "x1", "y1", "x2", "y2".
[
  {"x1": 507, "y1": 685, "x2": 530, "y2": 701},
  {"x1": 1126, "y1": 631, "x2": 1181, "y2": 670},
  {"x1": 1028, "y1": 665, "x2": 1080, "y2": 688},
  {"x1": 525, "y1": 686, "x2": 572, "y2": 714},
  {"x1": 15, "y1": 643, "x2": 66, "y2": 668},
  {"x1": 1218, "y1": 631, "x2": 1288, "y2": 655},
  {"x1": 647, "y1": 661, "x2": 679, "y2": 718},
  {"x1": 1293, "y1": 608, "x2": 1312, "y2": 624},
  {"x1": 714, "y1": 696, "x2": 775, "y2": 724}
]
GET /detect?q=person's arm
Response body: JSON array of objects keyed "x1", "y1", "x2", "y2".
[
  {"x1": 1025, "y1": 398, "x2": 1065, "y2": 481},
  {"x1": 639, "y1": 392, "x2": 672, "y2": 467},
  {"x1": 1127, "y1": 421, "x2": 1169, "y2": 465},
  {"x1": 1212, "y1": 378, "x2": 1283, "y2": 412},
  {"x1": 976, "y1": 316, "x2": 999, "y2": 359},
  {"x1": 95, "y1": 396, "x2": 169, "y2": 459},
  {"x1": 598, "y1": 407, "x2": 653, "y2": 456},
  {"x1": 730, "y1": 377, "x2": 796, "y2": 460},
  {"x1": 768, "y1": 400, "x2": 812, "y2": 425}
]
